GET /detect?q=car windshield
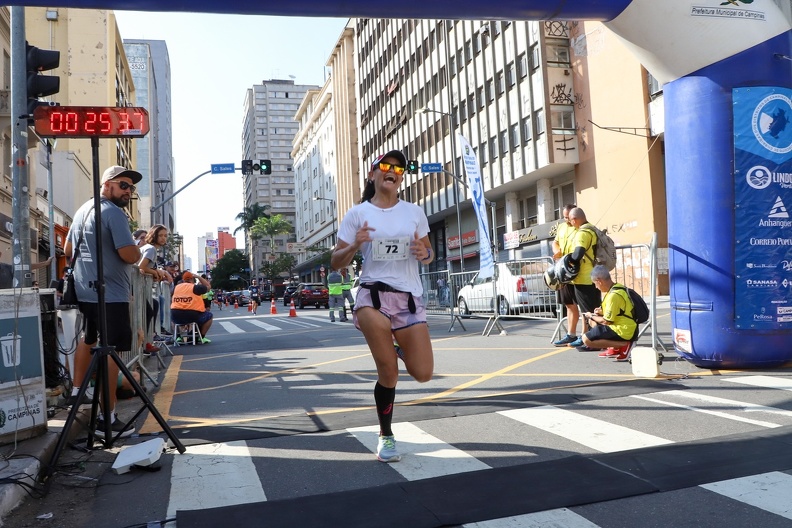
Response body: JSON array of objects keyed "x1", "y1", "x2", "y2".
[{"x1": 303, "y1": 284, "x2": 324, "y2": 291}]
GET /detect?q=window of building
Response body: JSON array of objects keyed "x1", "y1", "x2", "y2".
[
  {"x1": 550, "y1": 105, "x2": 575, "y2": 131},
  {"x1": 464, "y1": 40, "x2": 473, "y2": 62},
  {"x1": 500, "y1": 130, "x2": 508, "y2": 155},
  {"x1": 473, "y1": 33, "x2": 482, "y2": 55},
  {"x1": 534, "y1": 109, "x2": 545, "y2": 135},
  {"x1": 519, "y1": 196, "x2": 538, "y2": 228},
  {"x1": 477, "y1": 86, "x2": 486, "y2": 109},
  {"x1": 546, "y1": 44, "x2": 571, "y2": 66},
  {"x1": 489, "y1": 137, "x2": 498, "y2": 160},
  {"x1": 552, "y1": 182, "x2": 576, "y2": 220},
  {"x1": 479, "y1": 141, "x2": 488, "y2": 165},
  {"x1": 486, "y1": 80, "x2": 495, "y2": 102},
  {"x1": 530, "y1": 45, "x2": 540, "y2": 69},
  {"x1": 510, "y1": 123, "x2": 520, "y2": 149},
  {"x1": 507, "y1": 62, "x2": 516, "y2": 87},
  {"x1": 496, "y1": 71, "x2": 505, "y2": 95},
  {"x1": 459, "y1": 99, "x2": 467, "y2": 123}
]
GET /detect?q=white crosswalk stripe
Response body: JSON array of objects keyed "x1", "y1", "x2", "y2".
[
  {"x1": 701, "y1": 472, "x2": 792, "y2": 519},
  {"x1": 499, "y1": 405, "x2": 673, "y2": 453},
  {"x1": 167, "y1": 441, "x2": 267, "y2": 518},
  {"x1": 464, "y1": 508, "x2": 600, "y2": 527},
  {"x1": 247, "y1": 320, "x2": 281, "y2": 331},
  {"x1": 218, "y1": 321, "x2": 245, "y2": 333},
  {"x1": 630, "y1": 394, "x2": 783, "y2": 428},
  {"x1": 722, "y1": 375, "x2": 792, "y2": 391},
  {"x1": 348, "y1": 422, "x2": 490, "y2": 479}
]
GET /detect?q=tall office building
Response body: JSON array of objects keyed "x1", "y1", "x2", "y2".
[
  {"x1": 354, "y1": 19, "x2": 667, "y2": 278},
  {"x1": 241, "y1": 79, "x2": 318, "y2": 277},
  {"x1": 123, "y1": 39, "x2": 175, "y2": 232}
]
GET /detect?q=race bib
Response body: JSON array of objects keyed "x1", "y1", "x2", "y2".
[{"x1": 372, "y1": 237, "x2": 410, "y2": 261}]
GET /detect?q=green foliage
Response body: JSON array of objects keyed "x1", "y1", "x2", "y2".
[
  {"x1": 209, "y1": 249, "x2": 250, "y2": 290},
  {"x1": 259, "y1": 253, "x2": 297, "y2": 280},
  {"x1": 250, "y1": 214, "x2": 293, "y2": 251},
  {"x1": 234, "y1": 203, "x2": 271, "y2": 237}
]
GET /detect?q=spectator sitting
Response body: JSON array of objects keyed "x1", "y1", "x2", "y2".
[
  {"x1": 170, "y1": 271, "x2": 213, "y2": 344},
  {"x1": 574, "y1": 265, "x2": 638, "y2": 360}
]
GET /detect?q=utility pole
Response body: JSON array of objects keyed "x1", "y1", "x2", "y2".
[{"x1": 11, "y1": 7, "x2": 31, "y2": 287}]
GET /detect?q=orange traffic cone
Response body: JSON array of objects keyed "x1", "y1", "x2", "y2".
[
  {"x1": 248, "y1": 302, "x2": 252, "y2": 312},
  {"x1": 270, "y1": 298, "x2": 277, "y2": 314},
  {"x1": 289, "y1": 299, "x2": 297, "y2": 317},
  {"x1": 234, "y1": 300, "x2": 239, "y2": 309}
]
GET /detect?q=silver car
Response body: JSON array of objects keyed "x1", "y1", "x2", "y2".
[{"x1": 457, "y1": 261, "x2": 556, "y2": 316}]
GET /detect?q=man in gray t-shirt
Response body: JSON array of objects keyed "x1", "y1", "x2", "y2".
[{"x1": 64, "y1": 166, "x2": 142, "y2": 438}]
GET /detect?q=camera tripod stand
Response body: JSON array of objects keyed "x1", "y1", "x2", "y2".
[{"x1": 41, "y1": 138, "x2": 186, "y2": 486}]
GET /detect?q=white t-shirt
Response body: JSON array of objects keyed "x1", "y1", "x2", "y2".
[{"x1": 337, "y1": 200, "x2": 430, "y2": 296}]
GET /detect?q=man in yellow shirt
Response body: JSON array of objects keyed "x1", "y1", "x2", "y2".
[
  {"x1": 552, "y1": 204, "x2": 580, "y2": 346},
  {"x1": 565, "y1": 208, "x2": 603, "y2": 350},
  {"x1": 580, "y1": 265, "x2": 638, "y2": 361}
]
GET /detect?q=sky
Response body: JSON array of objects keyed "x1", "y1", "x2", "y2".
[{"x1": 114, "y1": 11, "x2": 348, "y2": 267}]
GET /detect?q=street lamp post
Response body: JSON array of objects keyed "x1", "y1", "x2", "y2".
[
  {"x1": 419, "y1": 106, "x2": 465, "y2": 271},
  {"x1": 313, "y1": 196, "x2": 336, "y2": 247},
  {"x1": 153, "y1": 178, "x2": 171, "y2": 227}
]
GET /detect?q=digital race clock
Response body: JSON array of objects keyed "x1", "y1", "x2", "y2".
[{"x1": 33, "y1": 106, "x2": 150, "y2": 138}]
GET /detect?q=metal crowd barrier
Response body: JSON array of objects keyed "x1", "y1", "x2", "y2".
[{"x1": 550, "y1": 232, "x2": 667, "y2": 352}]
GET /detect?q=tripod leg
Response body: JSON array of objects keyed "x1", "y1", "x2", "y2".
[
  {"x1": 42, "y1": 348, "x2": 103, "y2": 484},
  {"x1": 111, "y1": 350, "x2": 186, "y2": 453}
]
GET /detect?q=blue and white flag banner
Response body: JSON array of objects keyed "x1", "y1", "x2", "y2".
[{"x1": 458, "y1": 134, "x2": 494, "y2": 279}]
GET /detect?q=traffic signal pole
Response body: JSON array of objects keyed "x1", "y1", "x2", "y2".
[{"x1": 10, "y1": 7, "x2": 31, "y2": 286}]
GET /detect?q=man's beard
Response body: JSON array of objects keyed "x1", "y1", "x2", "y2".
[{"x1": 110, "y1": 196, "x2": 130, "y2": 208}]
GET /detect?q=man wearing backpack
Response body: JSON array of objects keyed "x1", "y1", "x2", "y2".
[
  {"x1": 578, "y1": 265, "x2": 639, "y2": 361},
  {"x1": 563, "y1": 208, "x2": 603, "y2": 350},
  {"x1": 552, "y1": 204, "x2": 581, "y2": 346}
]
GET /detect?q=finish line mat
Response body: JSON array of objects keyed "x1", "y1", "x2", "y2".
[
  {"x1": 177, "y1": 426, "x2": 792, "y2": 527},
  {"x1": 170, "y1": 378, "x2": 678, "y2": 446}
]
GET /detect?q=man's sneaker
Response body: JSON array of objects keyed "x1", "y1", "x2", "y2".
[
  {"x1": 614, "y1": 351, "x2": 630, "y2": 362},
  {"x1": 394, "y1": 342, "x2": 404, "y2": 361},
  {"x1": 376, "y1": 435, "x2": 401, "y2": 463},
  {"x1": 568, "y1": 338, "x2": 584, "y2": 348},
  {"x1": 200, "y1": 337, "x2": 211, "y2": 344},
  {"x1": 94, "y1": 418, "x2": 135, "y2": 439},
  {"x1": 160, "y1": 328, "x2": 173, "y2": 336},
  {"x1": 143, "y1": 343, "x2": 160, "y2": 356},
  {"x1": 577, "y1": 345, "x2": 603, "y2": 352},
  {"x1": 598, "y1": 347, "x2": 625, "y2": 358},
  {"x1": 553, "y1": 334, "x2": 578, "y2": 347},
  {"x1": 66, "y1": 387, "x2": 94, "y2": 407}
]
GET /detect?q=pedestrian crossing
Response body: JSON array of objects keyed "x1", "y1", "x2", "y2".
[
  {"x1": 210, "y1": 314, "x2": 332, "y2": 334},
  {"x1": 164, "y1": 374, "x2": 792, "y2": 526}
]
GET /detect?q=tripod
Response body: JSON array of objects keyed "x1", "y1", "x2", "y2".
[{"x1": 41, "y1": 138, "x2": 186, "y2": 485}]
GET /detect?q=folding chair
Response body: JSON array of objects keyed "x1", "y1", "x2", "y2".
[{"x1": 173, "y1": 321, "x2": 201, "y2": 346}]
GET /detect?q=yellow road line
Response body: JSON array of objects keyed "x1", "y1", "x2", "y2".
[{"x1": 140, "y1": 355, "x2": 182, "y2": 434}]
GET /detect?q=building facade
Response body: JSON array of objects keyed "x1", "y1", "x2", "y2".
[
  {"x1": 123, "y1": 39, "x2": 174, "y2": 232},
  {"x1": 241, "y1": 79, "x2": 317, "y2": 277}
]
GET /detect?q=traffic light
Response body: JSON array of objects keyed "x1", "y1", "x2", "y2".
[
  {"x1": 407, "y1": 160, "x2": 419, "y2": 174},
  {"x1": 26, "y1": 42, "x2": 60, "y2": 115},
  {"x1": 260, "y1": 159, "x2": 271, "y2": 175},
  {"x1": 242, "y1": 160, "x2": 253, "y2": 174}
]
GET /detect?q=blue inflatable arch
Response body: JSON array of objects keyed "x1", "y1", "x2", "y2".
[{"x1": 14, "y1": 0, "x2": 792, "y2": 367}]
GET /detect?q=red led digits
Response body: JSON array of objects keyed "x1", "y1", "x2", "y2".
[{"x1": 33, "y1": 106, "x2": 149, "y2": 138}]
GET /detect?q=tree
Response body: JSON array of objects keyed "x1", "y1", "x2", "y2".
[
  {"x1": 233, "y1": 203, "x2": 271, "y2": 237},
  {"x1": 251, "y1": 214, "x2": 293, "y2": 256},
  {"x1": 207, "y1": 249, "x2": 249, "y2": 290},
  {"x1": 259, "y1": 253, "x2": 297, "y2": 281}
]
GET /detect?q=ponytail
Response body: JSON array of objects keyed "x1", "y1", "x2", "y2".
[{"x1": 360, "y1": 179, "x2": 375, "y2": 203}]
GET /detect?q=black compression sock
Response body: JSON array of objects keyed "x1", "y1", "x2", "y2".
[{"x1": 374, "y1": 381, "x2": 396, "y2": 437}]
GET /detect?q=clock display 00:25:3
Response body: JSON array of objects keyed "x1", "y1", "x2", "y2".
[{"x1": 33, "y1": 106, "x2": 150, "y2": 138}]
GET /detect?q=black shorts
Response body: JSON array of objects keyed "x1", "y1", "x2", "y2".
[
  {"x1": 556, "y1": 283, "x2": 576, "y2": 305},
  {"x1": 78, "y1": 302, "x2": 132, "y2": 351},
  {"x1": 572, "y1": 283, "x2": 602, "y2": 314},
  {"x1": 251, "y1": 296, "x2": 261, "y2": 304},
  {"x1": 586, "y1": 324, "x2": 638, "y2": 343}
]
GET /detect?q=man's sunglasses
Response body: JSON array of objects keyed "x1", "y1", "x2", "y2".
[
  {"x1": 110, "y1": 180, "x2": 136, "y2": 192},
  {"x1": 378, "y1": 162, "x2": 405, "y2": 176}
]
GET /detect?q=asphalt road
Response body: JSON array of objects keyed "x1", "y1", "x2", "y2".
[{"x1": 6, "y1": 304, "x2": 792, "y2": 527}]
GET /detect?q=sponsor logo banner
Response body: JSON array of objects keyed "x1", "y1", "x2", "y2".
[{"x1": 733, "y1": 87, "x2": 792, "y2": 329}]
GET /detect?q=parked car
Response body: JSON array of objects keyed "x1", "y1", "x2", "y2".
[
  {"x1": 293, "y1": 282, "x2": 329, "y2": 309},
  {"x1": 456, "y1": 261, "x2": 556, "y2": 316},
  {"x1": 283, "y1": 284, "x2": 299, "y2": 306},
  {"x1": 228, "y1": 290, "x2": 249, "y2": 306}
]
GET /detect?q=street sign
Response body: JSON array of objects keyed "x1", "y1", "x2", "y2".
[
  {"x1": 211, "y1": 163, "x2": 236, "y2": 174},
  {"x1": 286, "y1": 242, "x2": 306, "y2": 253},
  {"x1": 266, "y1": 254, "x2": 277, "y2": 262},
  {"x1": 421, "y1": 162, "x2": 442, "y2": 173}
]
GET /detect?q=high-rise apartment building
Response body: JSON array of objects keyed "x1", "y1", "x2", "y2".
[
  {"x1": 123, "y1": 39, "x2": 174, "y2": 232},
  {"x1": 241, "y1": 79, "x2": 318, "y2": 276},
  {"x1": 217, "y1": 229, "x2": 237, "y2": 258}
]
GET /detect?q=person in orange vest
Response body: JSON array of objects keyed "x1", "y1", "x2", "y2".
[{"x1": 170, "y1": 271, "x2": 214, "y2": 344}]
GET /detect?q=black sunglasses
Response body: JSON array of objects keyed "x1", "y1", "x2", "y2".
[{"x1": 110, "y1": 180, "x2": 136, "y2": 192}]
